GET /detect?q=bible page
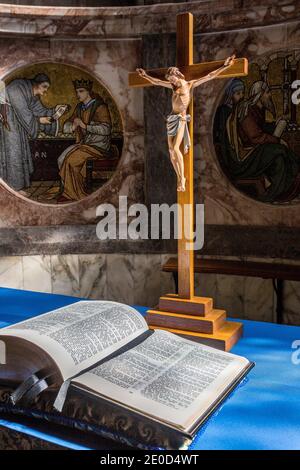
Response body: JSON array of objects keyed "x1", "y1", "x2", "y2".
[
  {"x1": 75, "y1": 329, "x2": 249, "y2": 431},
  {"x1": 0, "y1": 301, "x2": 148, "y2": 380}
]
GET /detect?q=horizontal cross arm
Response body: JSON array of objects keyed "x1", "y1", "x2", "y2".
[{"x1": 129, "y1": 57, "x2": 248, "y2": 88}]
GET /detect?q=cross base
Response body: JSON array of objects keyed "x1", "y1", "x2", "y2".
[{"x1": 146, "y1": 294, "x2": 243, "y2": 351}]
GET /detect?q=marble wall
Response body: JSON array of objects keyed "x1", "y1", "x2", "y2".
[
  {"x1": 1, "y1": 1, "x2": 300, "y2": 229},
  {"x1": 2, "y1": 252, "x2": 299, "y2": 325},
  {"x1": 1, "y1": 1, "x2": 142, "y2": 5},
  {"x1": 0, "y1": 253, "x2": 175, "y2": 307}
]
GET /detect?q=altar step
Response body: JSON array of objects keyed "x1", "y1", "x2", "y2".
[
  {"x1": 149, "y1": 322, "x2": 243, "y2": 352},
  {"x1": 146, "y1": 308, "x2": 226, "y2": 334},
  {"x1": 159, "y1": 293, "x2": 213, "y2": 316},
  {"x1": 146, "y1": 293, "x2": 243, "y2": 351}
]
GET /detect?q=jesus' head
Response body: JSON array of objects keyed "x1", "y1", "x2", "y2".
[{"x1": 165, "y1": 67, "x2": 185, "y2": 87}]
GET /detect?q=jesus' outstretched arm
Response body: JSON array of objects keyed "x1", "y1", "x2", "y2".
[
  {"x1": 136, "y1": 68, "x2": 173, "y2": 89},
  {"x1": 189, "y1": 55, "x2": 236, "y2": 89}
]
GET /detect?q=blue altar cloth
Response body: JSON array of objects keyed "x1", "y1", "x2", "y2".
[{"x1": 0, "y1": 286, "x2": 299, "y2": 450}]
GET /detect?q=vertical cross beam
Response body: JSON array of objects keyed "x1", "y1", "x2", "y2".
[{"x1": 177, "y1": 12, "x2": 194, "y2": 299}]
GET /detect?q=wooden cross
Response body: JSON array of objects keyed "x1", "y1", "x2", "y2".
[{"x1": 129, "y1": 12, "x2": 248, "y2": 302}]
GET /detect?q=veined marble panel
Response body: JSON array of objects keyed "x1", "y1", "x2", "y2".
[
  {"x1": 0, "y1": 256, "x2": 23, "y2": 290},
  {"x1": 106, "y1": 254, "x2": 135, "y2": 305},
  {"x1": 160, "y1": 253, "x2": 176, "y2": 298},
  {"x1": 51, "y1": 254, "x2": 80, "y2": 297},
  {"x1": 195, "y1": 271, "x2": 276, "y2": 322},
  {"x1": 284, "y1": 281, "x2": 300, "y2": 326},
  {"x1": 243, "y1": 276, "x2": 275, "y2": 323},
  {"x1": 79, "y1": 254, "x2": 107, "y2": 300},
  {"x1": 23, "y1": 255, "x2": 52, "y2": 294},
  {"x1": 132, "y1": 254, "x2": 162, "y2": 307},
  {"x1": 0, "y1": 2, "x2": 297, "y2": 38},
  {"x1": 0, "y1": 253, "x2": 298, "y2": 325}
]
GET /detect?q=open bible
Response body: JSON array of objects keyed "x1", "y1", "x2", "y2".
[{"x1": 0, "y1": 301, "x2": 253, "y2": 449}]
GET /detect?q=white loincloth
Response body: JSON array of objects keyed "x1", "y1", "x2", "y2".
[{"x1": 166, "y1": 113, "x2": 191, "y2": 154}]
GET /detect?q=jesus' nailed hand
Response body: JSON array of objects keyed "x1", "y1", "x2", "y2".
[{"x1": 137, "y1": 54, "x2": 235, "y2": 192}]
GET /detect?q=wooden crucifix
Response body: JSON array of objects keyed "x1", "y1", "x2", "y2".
[{"x1": 129, "y1": 12, "x2": 248, "y2": 348}]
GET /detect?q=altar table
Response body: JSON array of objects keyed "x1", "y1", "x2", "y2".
[{"x1": 0, "y1": 287, "x2": 299, "y2": 450}]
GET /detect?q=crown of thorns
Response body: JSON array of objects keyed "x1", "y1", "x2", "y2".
[{"x1": 165, "y1": 67, "x2": 185, "y2": 79}]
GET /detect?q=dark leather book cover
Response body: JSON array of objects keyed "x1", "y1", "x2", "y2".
[{"x1": 0, "y1": 361, "x2": 253, "y2": 450}]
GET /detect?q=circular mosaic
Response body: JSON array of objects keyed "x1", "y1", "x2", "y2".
[
  {"x1": 0, "y1": 62, "x2": 123, "y2": 204},
  {"x1": 213, "y1": 53, "x2": 300, "y2": 204}
]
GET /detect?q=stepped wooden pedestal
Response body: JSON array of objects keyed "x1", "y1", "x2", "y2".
[{"x1": 146, "y1": 294, "x2": 243, "y2": 351}]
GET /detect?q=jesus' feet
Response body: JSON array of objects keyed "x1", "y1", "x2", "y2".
[{"x1": 177, "y1": 177, "x2": 186, "y2": 192}]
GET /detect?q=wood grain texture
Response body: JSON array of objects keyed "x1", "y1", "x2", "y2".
[
  {"x1": 159, "y1": 293, "x2": 213, "y2": 316},
  {"x1": 163, "y1": 257, "x2": 300, "y2": 281},
  {"x1": 176, "y1": 12, "x2": 195, "y2": 299},
  {"x1": 146, "y1": 308, "x2": 226, "y2": 334},
  {"x1": 150, "y1": 321, "x2": 243, "y2": 351},
  {"x1": 128, "y1": 58, "x2": 248, "y2": 87}
]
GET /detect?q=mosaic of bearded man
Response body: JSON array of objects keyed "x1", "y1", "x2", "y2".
[{"x1": 0, "y1": 74, "x2": 59, "y2": 192}]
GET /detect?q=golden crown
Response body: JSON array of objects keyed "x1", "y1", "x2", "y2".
[{"x1": 72, "y1": 79, "x2": 93, "y2": 90}]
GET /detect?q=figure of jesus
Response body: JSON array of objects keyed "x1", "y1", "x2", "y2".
[{"x1": 137, "y1": 54, "x2": 236, "y2": 191}]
